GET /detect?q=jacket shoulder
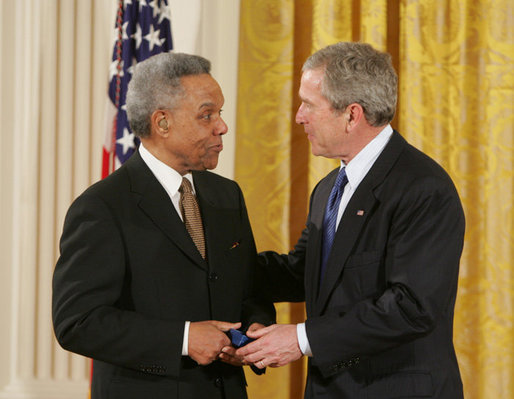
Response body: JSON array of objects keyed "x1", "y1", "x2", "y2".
[{"x1": 392, "y1": 141, "x2": 457, "y2": 190}]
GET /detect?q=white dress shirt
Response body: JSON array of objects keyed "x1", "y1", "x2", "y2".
[
  {"x1": 297, "y1": 124, "x2": 394, "y2": 356},
  {"x1": 139, "y1": 143, "x2": 193, "y2": 356}
]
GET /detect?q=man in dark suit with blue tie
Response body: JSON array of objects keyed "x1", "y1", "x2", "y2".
[
  {"x1": 238, "y1": 42, "x2": 465, "y2": 398},
  {"x1": 52, "y1": 52, "x2": 274, "y2": 399}
]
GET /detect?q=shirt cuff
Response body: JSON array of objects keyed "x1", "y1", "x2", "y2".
[
  {"x1": 297, "y1": 323, "x2": 312, "y2": 357},
  {"x1": 182, "y1": 321, "x2": 190, "y2": 356}
]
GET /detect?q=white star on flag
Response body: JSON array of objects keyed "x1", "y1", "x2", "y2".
[
  {"x1": 158, "y1": 1, "x2": 172, "y2": 24},
  {"x1": 116, "y1": 127, "x2": 136, "y2": 155},
  {"x1": 122, "y1": 21, "x2": 129, "y2": 40},
  {"x1": 109, "y1": 59, "x2": 124, "y2": 81},
  {"x1": 144, "y1": 24, "x2": 162, "y2": 51},
  {"x1": 127, "y1": 57, "x2": 137, "y2": 75},
  {"x1": 139, "y1": 0, "x2": 148, "y2": 12},
  {"x1": 148, "y1": 0, "x2": 160, "y2": 18},
  {"x1": 132, "y1": 23, "x2": 143, "y2": 49}
]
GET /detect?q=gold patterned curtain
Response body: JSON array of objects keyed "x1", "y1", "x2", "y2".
[{"x1": 235, "y1": 1, "x2": 514, "y2": 398}]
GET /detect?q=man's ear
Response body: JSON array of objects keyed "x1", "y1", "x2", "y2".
[
  {"x1": 151, "y1": 110, "x2": 170, "y2": 137},
  {"x1": 158, "y1": 118, "x2": 168, "y2": 130},
  {"x1": 345, "y1": 103, "x2": 364, "y2": 129}
]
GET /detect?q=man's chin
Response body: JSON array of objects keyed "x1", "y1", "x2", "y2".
[
  {"x1": 203, "y1": 157, "x2": 220, "y2": 171},
  {"x1": 310, "y1": 146, "x2": 322, "y2": 157}
]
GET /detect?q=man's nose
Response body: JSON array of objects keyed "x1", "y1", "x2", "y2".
[
  {"x1": 295, "y1": 104, "x2": 305, "y2": 125},
  {"x1": 216, "y1": 117, "x2": 228, "y2": 135}
]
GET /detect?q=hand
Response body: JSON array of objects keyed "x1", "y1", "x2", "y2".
[
  {"x1": 188, "y1": 320, "x2": 241, "y2": 365},
  {"x1": 236, "y1": 324, "x2": 302, "y2": 368},
  {"x1": 218, "y1": 322, "x2": 266, "y2": 367},
  {"x1": 247, "y1": 322, "x2": 266, "y2": 334}
]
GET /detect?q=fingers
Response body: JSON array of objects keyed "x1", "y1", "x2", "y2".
[
  {"x1": 235, "y1": 339, "x2": 264, "y2": 361},
  {"x1": 255, "y1": 359, "x2": 268, "y2": 369},
  {"x1": 219, "y1": 346, "x2": 246, "y2": 367},
  {"x1": 210, "y1": 320, "x2": 242, "y2": 332},
  {"x1": 236, "y1": 324, "x2": 303, "y2": 369},
  {"x1": 247, "y1": 322, "x2": 266, "y2": 333},
  {"x1": 188, "y1": 321, "x2": 233, "y2": 365},
  {"x1": 188, "y1": 320, "x2": 247, "y2": 366},
  {"x1": 246, "y1": 324, "x2": 275, "y2": 339},
  {"x1": 220, "y1": 346, "x2": 238, "y2": 356}
]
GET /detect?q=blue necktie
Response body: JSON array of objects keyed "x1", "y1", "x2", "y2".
[{"x1": 320, "y1": 168, "x2": 348, "y2": 282}]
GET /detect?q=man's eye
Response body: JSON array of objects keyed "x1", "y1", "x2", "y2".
[{"x1": 202, "y1": 114, "x2": 211, "y2": 120}]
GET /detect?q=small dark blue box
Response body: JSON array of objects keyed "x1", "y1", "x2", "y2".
[{"x1": 228, "y1": 329, "x2": 254, "y2": 348}]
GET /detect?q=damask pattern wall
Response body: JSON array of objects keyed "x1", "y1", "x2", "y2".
[{"x1": 236, "y1": 1, "x2": 514, "y2": 398}]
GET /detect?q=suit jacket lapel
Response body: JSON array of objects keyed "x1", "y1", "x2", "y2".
[
  {"x1": 304, "y1": 169, "x2": 339, "y2": 308},
  {"x1": 315, "y1": 131, "x2": 407, "y2": 314},
  {"x1": 193, "y1": 172, "x2": 221, "y2": 261},
  {"x1": 316, "y1": 181, "x2": 378, "y2": 313},
  {"x1": 125, "y1": 152, "x2": 207, "y2": 269},
  {"x1": 193, "y1": 171, "x2": 241, "y2": 264}
]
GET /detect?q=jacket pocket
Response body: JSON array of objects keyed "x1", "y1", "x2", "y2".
[{"x1": 345, "y1": 250, "x2": 381, "y2": 269}]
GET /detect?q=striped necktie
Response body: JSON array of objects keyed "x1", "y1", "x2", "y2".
[
  {"x1": 320, "y1": 168, "x2": 348, "y2": 283},
  {"x1": 179, "y1": 178, "x2": 206, "y2": 259}
]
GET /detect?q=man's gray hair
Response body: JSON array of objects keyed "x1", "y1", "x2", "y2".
[
  {"x1": 303, "y1": 42, "x2": 397, "y2": 126},
  {"x1": 126, "y1": 52, "x2": 211, "y2": 138}
]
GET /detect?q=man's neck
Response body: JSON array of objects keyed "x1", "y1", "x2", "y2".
[
  {"x1": 341, "y1": 124, "x2": 388, "y2": 164},
  {"x1": 140, "y1": 138, "x2": 188, "y2": 176}
]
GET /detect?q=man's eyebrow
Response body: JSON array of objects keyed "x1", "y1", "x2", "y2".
[
  {"x1": 299, "y1": 94, "x2": 311, "y2": 104},
  {"x1": 199, "y1": 102, "x2": 216, "y2": 109}
]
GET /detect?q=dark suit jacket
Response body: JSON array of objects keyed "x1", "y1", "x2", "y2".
[
  {"x1": 52, "y1": 151, "x2": 274, "y2": 399},
  {"x1": 260, "y1": 132, "x2": 465, "y2": 398}
]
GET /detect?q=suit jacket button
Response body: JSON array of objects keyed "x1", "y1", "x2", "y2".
[
  {"x1": 209, "y1": 272, "x2": 218, "y2": 281},
  {"x1": 214, "y1": 377, "x2": 223, "y2": 387}
]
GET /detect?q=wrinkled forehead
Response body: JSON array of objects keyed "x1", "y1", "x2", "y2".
[{"x1": 180, "y1": 74, "x2": 225, "y2": 107}]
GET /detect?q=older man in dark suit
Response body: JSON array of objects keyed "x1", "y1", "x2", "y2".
[
  {"x1": 238, "y1": 42, "x2": 465, "y2": 399},
  {"x1": 52, "y1": 52, "x2": 274, "y2": 399}
]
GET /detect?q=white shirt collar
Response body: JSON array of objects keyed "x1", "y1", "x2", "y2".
[
  {"x1": 342, "y1": 124, "x2": 393, "y2": 188},
  {"x1": 139, "y1": 143, "x2": 194, "y2": 197}
]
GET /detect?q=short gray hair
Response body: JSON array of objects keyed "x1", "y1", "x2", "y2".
[
  {"x1": 303, "y1": 42, "x2": 397, "y2": 126},
  {"x1": 126, "y1": 52, "x2": 211, "y2": 138}
]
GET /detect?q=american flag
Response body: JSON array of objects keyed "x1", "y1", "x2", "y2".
[{"x1": 102, "y1": 0, "x2": 173, "y2": 178}]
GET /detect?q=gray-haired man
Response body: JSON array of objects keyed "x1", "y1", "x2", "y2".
[
  {"x1": 53, "y1": 52, "x2": 274, "y2": 399},
  {"x1": 239, "y1": 42, "x2": 465, "y2": 399}
]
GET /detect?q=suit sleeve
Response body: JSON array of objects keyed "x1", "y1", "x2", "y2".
[
  {"x1": 306, "y1": 175, "x2": 465, "y2": 377},
  {"x1": 257, "y1": 227, "x2": 308, "y2": 303},
  {"x1": 52, "y1": 193, "x2": 184, "y2": 378}
]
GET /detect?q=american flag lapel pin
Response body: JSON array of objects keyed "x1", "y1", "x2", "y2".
[{"x1": 356, "y1": 210, "x2": 365, "y2": 216}]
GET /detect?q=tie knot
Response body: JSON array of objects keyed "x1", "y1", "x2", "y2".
[
  {"x1": 334, "y1": 167, "x2": 347, "y2": 188},
  {"x1": 179, "y1": 177, "x2": 193, "y2": 194}
]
